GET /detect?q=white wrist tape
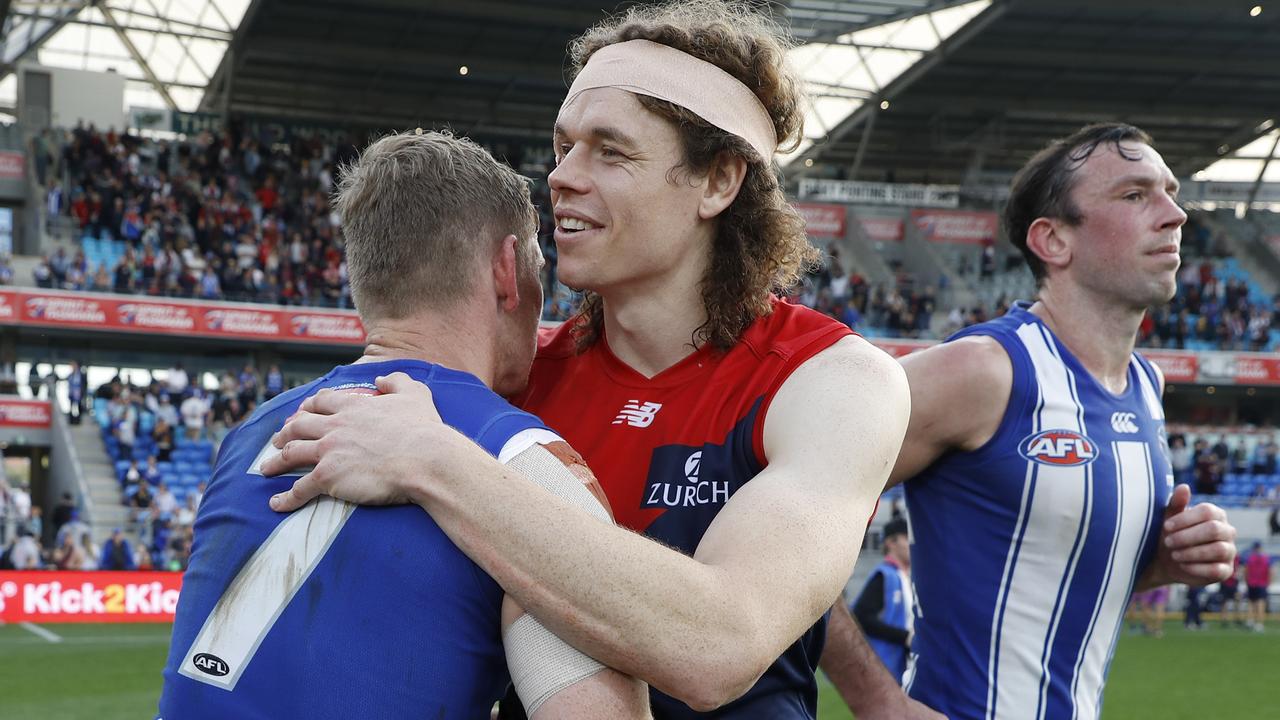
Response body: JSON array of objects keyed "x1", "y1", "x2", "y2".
[
  {"x1": 503, "y1": 613, "x2": 607, "y2": 715},
  {"x1": 500, "y1": 442, "x2": 613, "y2": 713}
]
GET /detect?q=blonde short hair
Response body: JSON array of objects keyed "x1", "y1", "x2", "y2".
[{"x1": 335, "y1": 130, "x2": 537, "y2": 320}]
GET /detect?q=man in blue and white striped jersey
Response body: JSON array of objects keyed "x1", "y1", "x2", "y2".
[{"x1": 880, "y1": 123, "x2": 1238, "y2": 720}]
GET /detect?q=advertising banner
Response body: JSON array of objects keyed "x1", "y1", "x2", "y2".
[
  {"x1": 0, "y1": 571, "x2": 183, "y2": 623},
  {"x1": 0, "y1": 289, "x2": 365, "y2": 346},
  {"x1": 793, "y1": 202, "x2": 847, "y2": 238},
  {"x1": 909, "y1": 209, "x2": 999, "y2": 244}
]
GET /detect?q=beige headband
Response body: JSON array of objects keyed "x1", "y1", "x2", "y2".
[{"x1": 563, "y1": 39, "x2": 777, "y2": 163}]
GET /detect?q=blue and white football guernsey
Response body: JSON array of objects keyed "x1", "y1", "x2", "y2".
[
  {"x1": 159, "y1": 359, "x2": 555, "y2": 720},
  {"x1": 904, "y1": 303, "x2": 1173, "y2": 720}
]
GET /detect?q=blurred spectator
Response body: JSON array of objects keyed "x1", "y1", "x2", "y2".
[
  {"x1": 56, "y1": 509, "x2": 90, "y2": 548},
  {"x1": 9, "y1": 482, "x2": 30, "y2": 523},
  {"x1": 175, "y1": 495, "x2": 198, "y2": 527},
  {"x1": 9, "y1": 527, "x2": 42, "y2": 569},
  {"x1": 65, "y1": 360, "x2": 87, "y2": 424},
  {"x1": 79, "y1": 533, "x2": 100, "y2": 571},
  {"x1": 153, "y1": 417, "x2": 175, "y2": 461},
  {"x1": 99, "y1": 528, "x2": 136, "y2": 571},
  {"x1": 1253, "y1": 441, "x2": 1278, "y2": 475},
  {"x1": 26, "y1": 505, "x2": 43, "y2": 542},
  {"x1": 166, "y1": 362, "x2": 189, "y2": 398},
  {"x1": 130, "y1": 481, "x2": 154, "y2": 526},
  {"x1": 53, "y1": 532, "x2": 85, "y2": 570},
  {"x1": 263, "y1": 364, "x2": 284, "y2": 400},
  {"x1": 153, "y1": 481, "x2": 178, "y2": 517},
  {"x1": 51, "y1": 492, "x2": 77, "y2": 536},
  {"x1": 124, "y1": 459, "x2": 142, "y2": 487},
  {"x1": 1184, "y1": 584, "x2": 1204, "y2": 631},
  {"x1": 180, "y1": 389, "x2": 209, "y2": 440},
  {"x1": 1168, "y1": 435, "x2": 1193, "y2": 486},
  {"x1": 1244, "y1": 542, "x2": 1271, "y2": 633},
  {"x1": 143, "y1": 456, "x2": 163, "y2": 486},
  {"x1": 155, "y1": 392, "x2": 180, "y2": 428}
]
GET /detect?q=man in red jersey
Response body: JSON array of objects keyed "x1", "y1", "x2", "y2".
[{"x1": 262, "y1": 2, "x2": 930, "y2": 718}]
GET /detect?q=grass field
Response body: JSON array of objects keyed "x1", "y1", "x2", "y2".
[{"x1": 1, "y1": 620, "x2": 1276, "y2": 719}]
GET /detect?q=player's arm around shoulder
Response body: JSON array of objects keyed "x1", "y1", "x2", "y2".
[
  {"x1": 498, "y1": 442, "x2": 650, "y2": 720},
  {"x1": 888, "y1": 335, "x2": 1013, "y2": 487},
  {"x1": 689, "y1": 336, "x2": 909, "y2": 695}
]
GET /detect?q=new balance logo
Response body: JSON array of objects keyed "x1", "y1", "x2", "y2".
[
  {"x1": 1111, "y1": 412, "x2": 1139, "y2": 434},
  {"x1": 612, "y1": 401, "x2": 663, "y2": 428}
]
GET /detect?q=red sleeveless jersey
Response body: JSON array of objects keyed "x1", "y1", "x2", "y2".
[
  {"x1": 512, "y1": 299, "x2": 852, "y2": 719},
  {"x1": 514, "y1": 297, "x2": 851, "y2": 549}
]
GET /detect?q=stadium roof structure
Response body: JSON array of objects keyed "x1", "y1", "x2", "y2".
[
  {"x1": 0, "y1": 0, "x2": 251, "y2": 113},
  {"x1": 789, "y1": 0, "x2": 1280, "y2": 185},
  {"x1": 1, "y1": 0, "x2": 1276, "y2": 186},
  {"x1": 194, "y1": 0, "x2": 981, "y2": 140}
]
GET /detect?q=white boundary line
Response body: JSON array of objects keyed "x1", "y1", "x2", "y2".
[{"x1": 18, "y1": 622, "x2": 63, "y2": 643}]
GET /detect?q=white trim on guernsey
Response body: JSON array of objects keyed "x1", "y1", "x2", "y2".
[
  {"x1": 179, "y1": 490, "x2": 355, "y2": 690},
  {"x1": 246, "y1": 440, "x2": 314, "y2": 477},
  {"x1": 498, "y1": 428, "x2": 565, "y2": 464},
  {"x1": 1092, "y1": 442, "x2": 1156, "y2": 716},
  {"x1": 1132, "y1": 359, "x2": 1165, "y2": 421},
  {"x1": 989, "y1": 323, "x2": 1090, "y2": 720}
]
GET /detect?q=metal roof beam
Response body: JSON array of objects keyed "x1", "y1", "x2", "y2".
[
  {"x1": 794, "y1": 0, "x2": 1009, "y2": 174},
  {"x1": 198, "y1": 0, "x2": 262, "y2": 112},
  {"x1": 98, "y1": 2, "x2": 176, "y2": 110},
  {"x1": 0, "y1": 0, "x2": 86, "y2": 79}
]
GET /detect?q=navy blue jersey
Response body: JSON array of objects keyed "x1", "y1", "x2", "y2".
[
  {"x1": 904, "y1": 304, "x2": 1173, "y2": 720},
  {"x1": 159, "y1": 359, "x2": 551, "y2": 720}
]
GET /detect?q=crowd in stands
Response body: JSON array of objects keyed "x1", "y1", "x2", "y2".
[
  {"x1": 1169, "y1": 428, "x2": 1280, "y2": 508},
  {"x1": 1140, "y1": 260, "x2": 1279, "y2": 352},
  {"x1": 32, "y1": 123, "x2": 354, "y2": 307},
  {"x1": 788, "y1": 249, "x2": 941, "y2": 338},
  {"x1": 20, "y1": 125, "x2": 1280, "y2": 350},
  {"x1": 0, "y1": 361, "x2": 290, "y2": 571}
]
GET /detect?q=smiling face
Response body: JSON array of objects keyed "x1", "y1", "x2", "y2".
[
  {"x1": 548, "y1": 88, "x2": 713, "y2": 295},
  {"x1": 1051, "y1": 141, "x2": 1186, "y2": 309}
]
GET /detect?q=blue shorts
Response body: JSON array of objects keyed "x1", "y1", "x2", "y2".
[{"x1": 1246, "y1": 585, "x2": 1268, "y2": 602}]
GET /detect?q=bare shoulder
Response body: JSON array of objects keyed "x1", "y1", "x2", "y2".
[
  {"x1": 900, "y1": 335, "x2": 1011, "y2": 385},
  {"x1": 901, "y1": 335, "x2": 1012, "y2": 453},
  {"x1": 789, "y1": 334, "x2": 908, "y2": 387},
  {"x1": 764, "y1": 335, "x2": 910, "y2": 463}
]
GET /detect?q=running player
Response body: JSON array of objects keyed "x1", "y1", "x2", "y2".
[
  {"x1": 875, "y1": 123, "x2": 1237, "y2": 718},
  {"x1": 158, "y1": 131, "x2": 648, "y2": 719},
  {"x1": 262, "y1": 2, "x2": 921, "y2": 718}
]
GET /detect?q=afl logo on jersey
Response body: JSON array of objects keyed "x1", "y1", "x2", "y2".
[
  {"x1": 192, "y1": 653, "x2": 230, "y2": 677},
  {"x1": 1019, "y1": 429, "x2": 1098, "y2": 467}
]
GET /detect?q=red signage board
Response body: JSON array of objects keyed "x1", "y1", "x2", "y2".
[
  {"x1": 0, "y1": 289, "x2": 366, "y2": 346},
  {"x1": 910, "y1": 209, "x2": 998, "y2": 244},
  {"x1": 1232, "y1": 355, "x2": 1280, "y2": 386},
  {"x1": 793, "y1": 202, "x2": 847, "y2": 238},
  {"x1": 859, "y1": 217, "x2": 905, "y2": 242},
  {"x1": 0, "y1": 571, "x2": 183, "y2": 623},
  {"x1": 0, "y1": 151, "x2": 24, "y2": 180},
  {"x1": 0, "y1": 397, "x2": 51, "y2": 428},
  {"x1": 1143, "y1": 350, "x2": 1199, "y2": 384}
]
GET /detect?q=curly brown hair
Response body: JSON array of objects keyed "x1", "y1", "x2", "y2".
[{"x1": 566, "y1": 0, "x2": 820, "y2": 352}]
